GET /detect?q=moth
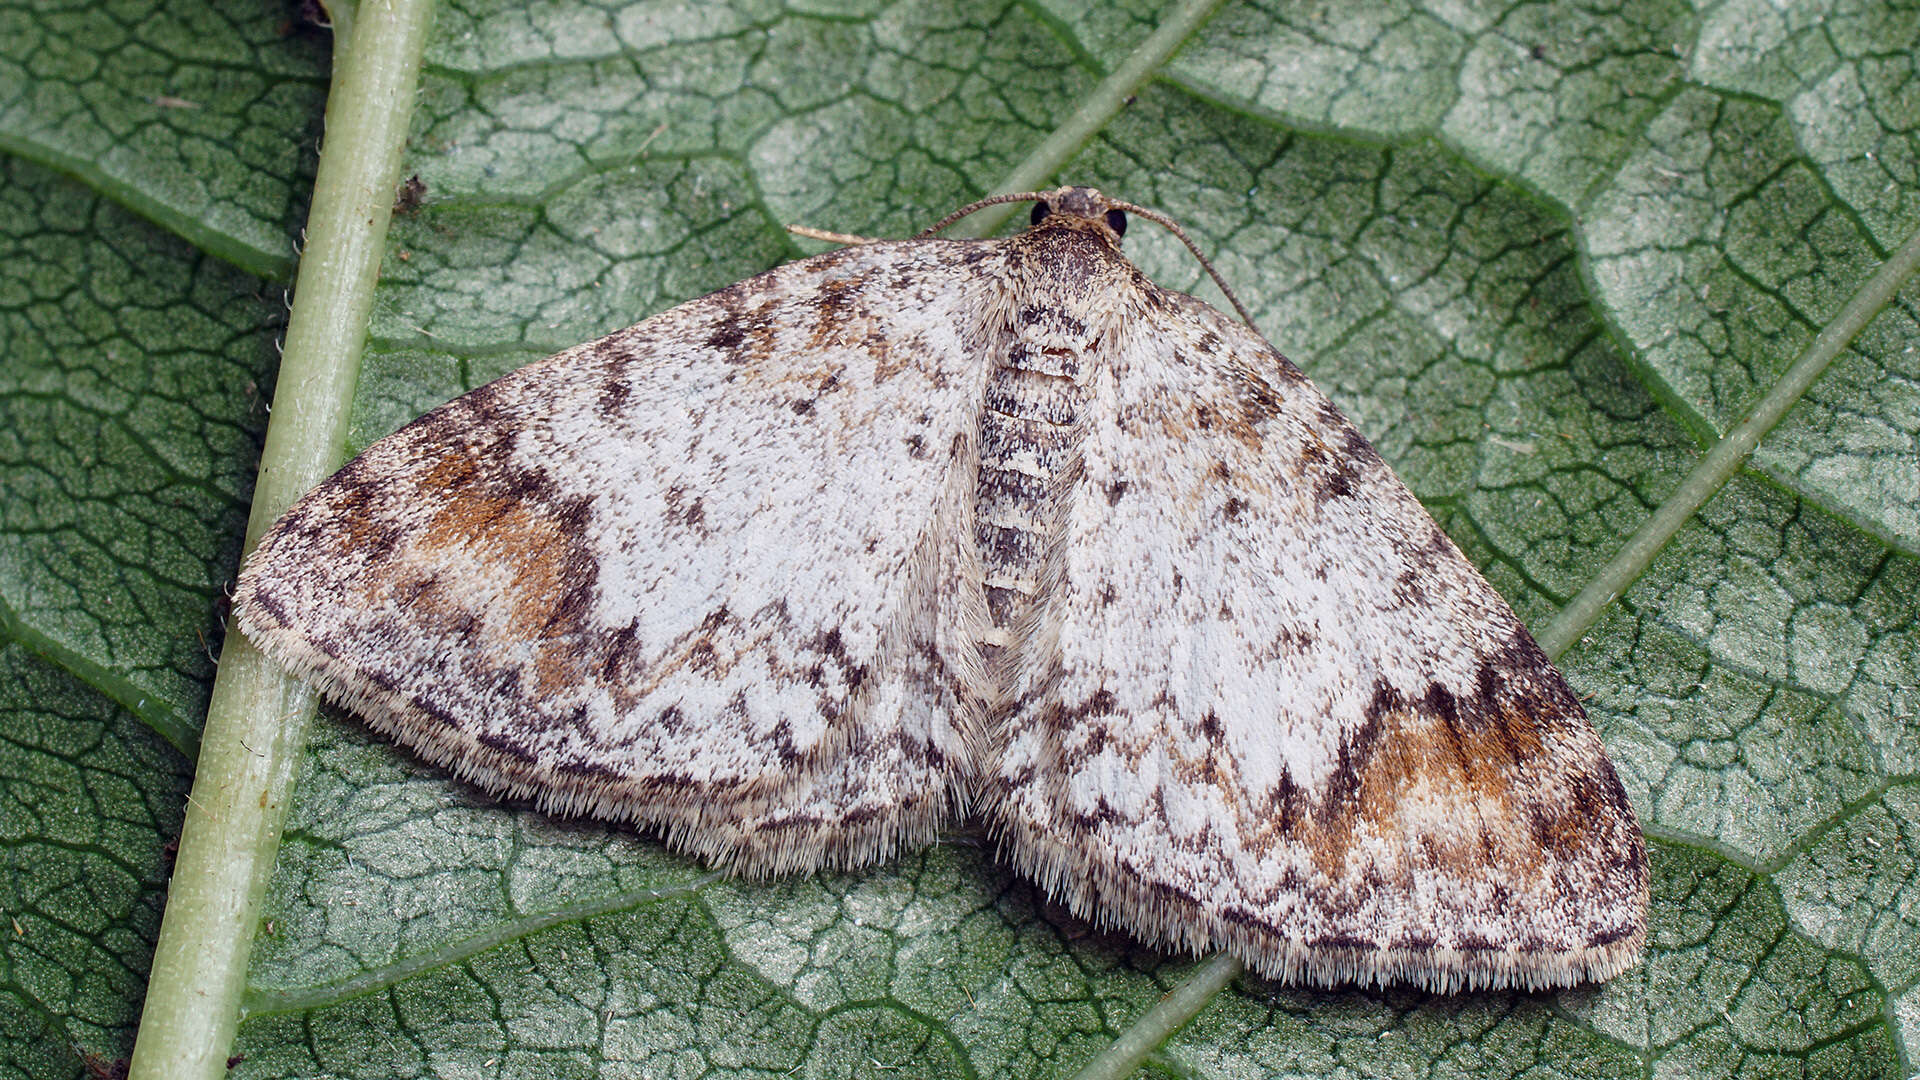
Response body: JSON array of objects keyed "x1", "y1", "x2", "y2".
[{"x1": 236, "y1": 187, "x2": 1648, "y2": 991}]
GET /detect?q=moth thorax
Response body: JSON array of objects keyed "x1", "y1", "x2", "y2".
[{"x1": 971, "y1": 311, "x2": 1093, "y2": 660}]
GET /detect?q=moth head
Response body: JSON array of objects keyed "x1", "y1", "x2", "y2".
[
  {"x1": 917, "y1": 186, "x2": 1259, "y2": 329},
  {"x1": 1028, "y1": 187, "x2": 1128, "y2": 242}
]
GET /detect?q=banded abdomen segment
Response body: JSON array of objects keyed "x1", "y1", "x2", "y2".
[{"x1": 973, "y1": 313, "x2": 1092, "y2": 657}]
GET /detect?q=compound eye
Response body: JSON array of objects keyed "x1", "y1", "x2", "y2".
[
  {"x1": 1030, "y1": 199, "x2": 1052, "y2": 225},
  {"x1": 1105, "y1": 208, "x2": 1128, "y2": 236}
]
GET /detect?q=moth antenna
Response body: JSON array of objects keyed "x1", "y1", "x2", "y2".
[
  {"x1": 916, "y1": 191, "x2": 1051, "y2": 238},
  {"x1": 786, "y1": 224, "x2": 883, "y2": 247},
  {"x1": 1111, "y1": 199, "x2": 1260, "y2": 331}
]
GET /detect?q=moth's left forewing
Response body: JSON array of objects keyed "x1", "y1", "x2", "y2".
[
  {"x1": 238, "y1": 240, "x2": 1003, "y2": 875},
  {"x1": 991, "y1": 288, "x2": 1648, "y2": 991}
]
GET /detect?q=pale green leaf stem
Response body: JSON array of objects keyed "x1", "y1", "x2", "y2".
[{"x1": 125, "y1": 3, "x2": 436, "y2": 1078}]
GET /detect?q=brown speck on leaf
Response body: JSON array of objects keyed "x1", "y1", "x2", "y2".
[
  {"x1": 82, "y1": 1055, "x2": 129, "y2": 1080},
  {"x1": 394, "y1": 174, "x2": 427, "y2": 214}
]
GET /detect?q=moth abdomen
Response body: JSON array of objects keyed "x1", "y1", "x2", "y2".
[{"x1": 971, "y1": 306, "x2": 1097, "y2": 660}]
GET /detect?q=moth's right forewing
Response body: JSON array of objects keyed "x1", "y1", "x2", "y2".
[
  {"x1": 237, "y1": 240, "x2": 1000, "y2": 873},
  {"x1": 991, "y1": 292, "x2": 1648, "y2": 991}
]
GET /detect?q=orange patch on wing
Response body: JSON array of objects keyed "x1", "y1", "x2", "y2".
[
  {"x1": 410, "y1": 476, "x2": 594, "y2": 697},
  {"x1": 1239, "y1": 693, "x2": 1564, "y2": 883}
]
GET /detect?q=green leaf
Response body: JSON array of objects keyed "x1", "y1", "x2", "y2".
[
  {"x1": 0, "y1": 152, "x2": 290, "y2": 755},
  {"x1": 0, "y1": 642, "x2": 190, "y2": 1073},
  {"x1": 4, "y1": 0, "x2": 1918, "y2": 1076},
  {"x1": 0, "y1": 3, "x2": 329, "y2": 279}
]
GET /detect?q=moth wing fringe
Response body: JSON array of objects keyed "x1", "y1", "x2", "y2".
[
  {"x1": 240, "y1": 568, "x2": 980, "y2": 878},
  {"x1": 989, "y1": 812, "x2": 1645, "y2": 992}
]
